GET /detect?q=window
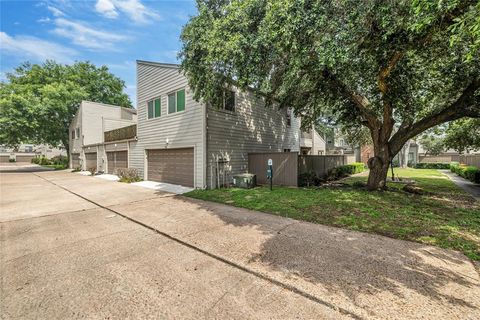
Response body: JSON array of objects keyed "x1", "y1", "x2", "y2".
[
  {"x1": 75, "y1": 128, "x2": 80, "y2": 139},
  {"x1": 284, "y1": 148, "x2": 291, "y2": 152},
  {"x1": 223, "y1": 90, "x2": 235, "y2": 112},
  {"x1": 25, "y1": 146, "x2": 33, "y2": 153},
  {"x1": 168, "y1": 89, "x2": 186, "y2": 114},
  {"x1": 71, "y1": 130, "x2": 75, "y2": 139},
  {"x1": 286, "y1": 108, "x2": 291, "y2": 127},
  {"x1": 147, "y1": 97, "x2": 161, "y2": 119}
]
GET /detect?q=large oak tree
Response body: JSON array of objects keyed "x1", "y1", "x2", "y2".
[
  {"x1": 180, "y1": 0, "x2": 480, "y2": 190},
  {"x1": 0, "y1": 61, "x2": 131, "y2": 153}
]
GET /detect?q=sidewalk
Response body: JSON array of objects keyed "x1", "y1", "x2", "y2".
[{"x1": 440, "y1": 169, "x2": 480, "y2": 201}]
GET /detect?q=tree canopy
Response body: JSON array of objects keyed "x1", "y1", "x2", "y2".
[
  {"x1": 444, "y1": 118, "x2": 480, "y2": 153},
  {"x1": 180, "y1": 0, "x2": 480, "y2": 189},
  {"x1": 0, "y1": 61, "x2": 131, "y2": 150}
]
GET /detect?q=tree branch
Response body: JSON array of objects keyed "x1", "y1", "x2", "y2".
[{"x1": 390, "y1": 78, "x2": 480, "y2": 154}]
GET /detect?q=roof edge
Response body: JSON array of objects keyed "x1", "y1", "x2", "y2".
[{"x1": 136, "y1": 60, "x2": 180, "y2": 69}]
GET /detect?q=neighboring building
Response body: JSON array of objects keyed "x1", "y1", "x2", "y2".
[
  {"x1": 129, "y1": 60, "x2": 302, "y2": 189},
  {"x1": 300, "y1": 126, "x2": 327, "y2": 155},
  {"x1": 69, "y1": 101, "x2": 137, "y2": 171},
  {"x1": 0, "y1": 144, "x2": 66, "y2": 163}
]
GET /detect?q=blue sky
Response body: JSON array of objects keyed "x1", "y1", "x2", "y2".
[{"x1": 0, "y1": 0, "x2": 198, "y2": 105}]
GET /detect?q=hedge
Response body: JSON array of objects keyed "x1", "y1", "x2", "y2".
[
  {"x1": 414, "y1": 163, "x2": 451, "y2": 169},
  {"x1": 327, "y1": 162, "x2": 366, "y2": 180},
  {"x1": 450, "y1": 162, "x2": 480, "y2": 183}
]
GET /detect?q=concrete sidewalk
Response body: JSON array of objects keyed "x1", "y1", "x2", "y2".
[
  {"x1": 1, "y1": 170, "x2": 479, "y2": 319},
  {"x1": 441, "y1": 169, "x2": 480, "y2": 201}
]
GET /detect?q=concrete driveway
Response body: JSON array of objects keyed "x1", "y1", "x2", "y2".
[{"x1": 1, "y1": 170, "x2": 479, "y2": 319}]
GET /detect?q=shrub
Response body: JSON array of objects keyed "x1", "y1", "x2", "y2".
[
  {"x1": 72, "y1": 167, "x2": 81, "y2": 172},
  {"x1": 31, "y1": 157, "x2": 40, "y2": 164},
  {"x1": 450, "y1": 162, "x2": 480, "y2": 183},
  {"x1": 88, "y1": 167, "x2": 96, "y2": 176},
  {"x1": 116, "y1": 168, "x2": 142, "y2": 183},
  {"x1": 8, "y1": 158, "x2": 15, "y2": 162},
  {"x1": 414, "y1": 163, "x2": 451, "y2": 169},
  {"x1": 327, "y1": 162, "x2": 365, "y2": 180},
  {"x1": 298, "y1": 171, "x2": 320, "y2": 187},
  {"x1": 51, "y1": 155, "x2": 68, "y2": 166}
]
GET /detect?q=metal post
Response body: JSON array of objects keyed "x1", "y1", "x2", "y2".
[{"x1": 270, "y1": 164, "x2": 273, "y2": 191}]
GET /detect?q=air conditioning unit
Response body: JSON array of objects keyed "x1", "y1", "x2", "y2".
[{"x1": 232, "y1": 173, "x2": 256, "y2": 189}]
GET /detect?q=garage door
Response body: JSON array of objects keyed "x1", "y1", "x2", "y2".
[
  {"x1": 107, "y1": 151, "x2": 128, "y2": 174},
  {"x1": 85, "y1": 152, "x2": 97, "y2": 171},
  {"x1": 147, "y1": 148, "x2": 194, "y2": 187},
  {"x1": 71, "y1": 153, "x2": 80, "y2": 168},
  {"x1": 16, "y1": 155, "x2": 35, "y2": 163},
  {"x1": 0, "y1": 155, "x2": 9, "y2": 163}
]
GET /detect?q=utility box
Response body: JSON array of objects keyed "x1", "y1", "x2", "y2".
[{"x1": 232, "y1": 173, "x2": 256, "y2": 189}]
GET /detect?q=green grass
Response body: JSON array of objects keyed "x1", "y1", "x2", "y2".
[
  {"x1": 41, "y1": 164, "x2": 67, "y2": 170},
  {"x1": 186, "y1": 168, "x2": 480, "y2": 261}
]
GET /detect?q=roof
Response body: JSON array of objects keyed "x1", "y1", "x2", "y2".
[
  {"x1": 136, "y1": 60, "x2": 180, "y2": 69},
  {"x1": 81, "y1": 100, "x2": 137, "y2": 114}
]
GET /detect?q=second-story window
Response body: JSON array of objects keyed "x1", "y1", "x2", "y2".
[
  {"x1": 147, "y1": 97, "x2": 161, "y2": 119},
  {"x1": 286, "y1": 108, "x2": 292, "y2": 127},
  {"x1": 168, "y1": 89, "x2": 186, "y2": 114},
  {"x1": 75, "y1": 128, "x2": 80, "y2": 139},
  {"x1": 223, "y1": 90, "x2": 235, "y2": 112},
  {"x1": 71, "y1": 130, "x2": 75, "y2": 139}
]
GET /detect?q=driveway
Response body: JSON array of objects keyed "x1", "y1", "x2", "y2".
[{"x1": 1, "y1": 170, "x2": 479, "y2": 319}]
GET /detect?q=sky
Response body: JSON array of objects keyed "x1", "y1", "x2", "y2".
[{"x1": 0, "y1": 0, "x2": 198, "y2": 105}]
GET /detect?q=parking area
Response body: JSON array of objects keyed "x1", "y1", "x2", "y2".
[{"x1": 1, "y1": 169, "x2": 479, "y2": 319}]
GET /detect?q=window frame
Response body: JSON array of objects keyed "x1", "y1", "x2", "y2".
[
  {"x1": 286, "y1": 108, "x2": 292, "y2": 127},
  {"x1": 147, "y1": 96, "x2": 162, "y2": 120},
  {"x1": 167, "y1": 88, "x2": 186, "y2": 115},
  {"x1": 222, "y1": 90, "x2": 236, "y2": 112}
]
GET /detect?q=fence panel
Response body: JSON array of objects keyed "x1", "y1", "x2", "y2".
[
  {"x1": 459, "y1": 155, "x2": 480, "y2": 168},
  {"x1": 298, "y1": 155, "x2": 346, "y2": 178},
  {"x1": 248, "y1": 152, "x2": 298, "y2": 187}
]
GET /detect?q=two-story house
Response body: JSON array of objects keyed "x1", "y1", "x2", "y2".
[
  {"x1": 69, "y1": 101, "x2": 137, "y2": 171},
  {"x1": 129, "y1": 60, "x2": 303, "y2": 188}
]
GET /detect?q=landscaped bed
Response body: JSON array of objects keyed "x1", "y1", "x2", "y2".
[{"x1": 185, "y1": 168, "x2": 480, "y2": 261}]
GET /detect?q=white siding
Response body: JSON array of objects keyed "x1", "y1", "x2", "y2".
[
  {"x1": 129, "y1": 61, "x2": 206, "y2": 188},
  {"x1": 206, "y1": 89, "x2": 300, "y2": 188}
]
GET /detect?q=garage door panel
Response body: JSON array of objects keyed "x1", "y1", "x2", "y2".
[
  {"x1": 85, "y1": 152, "x2": 97, "y2": 170},
  {"x1": 147, "y1": 148, "x2": 194, "y2": 187},
  {"x1": 107, "y1": 151, "x2": 128, "y2": 174}
]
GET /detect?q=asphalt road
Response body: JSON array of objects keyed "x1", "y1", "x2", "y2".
[{"x1": 1, "y1": 168, "x2": 479, "y2": 319}]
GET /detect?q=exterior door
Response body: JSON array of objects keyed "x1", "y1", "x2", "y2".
[
  {"x1": 147, "y1": 148, "x2": 194, "y2": 187},
  {"x1": 71, "y1": 153, "x2": 80, "y2": 168}
]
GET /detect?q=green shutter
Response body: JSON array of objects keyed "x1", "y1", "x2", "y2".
[
  {"x1": 154, "y1": 98, "x2": 161, "y2": 117},
  {"x1": 177, "y1": 89, "x2": 185, "y2": 112},
  {"x1": 168, "y1": 93, "x2": 176, "y2": 113},
  {"x1": 147, "y1": 101, "x2": 153, "y2": 119}
]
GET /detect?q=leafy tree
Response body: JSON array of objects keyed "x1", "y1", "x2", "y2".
[
  {"x1": 180, "y1": 0, "x2": 480, "y2": 190},
  {"x1": 419, "y1": 134, "x2": 445, "y2": 156},
  {"x1": 444, "y1": 118, "x2": 480, "y2": 153},
  {"x1": 0, "y1": 61, "x2": 131, "y2": 153}
]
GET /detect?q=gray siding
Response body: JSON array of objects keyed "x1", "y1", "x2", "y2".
[
  {"x1": 129, "y1": 61, "x2": 206, "y2": 188},
  {"x1": 206, "y1": 89, "x2": 300, "y2": 188}
]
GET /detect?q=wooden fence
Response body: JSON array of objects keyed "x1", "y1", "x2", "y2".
[
  {"x1": 104, "y1": 124, "x2": 137, "y2": 142},
  {"x1": 298, "y1": 155, "x2": 348, "y2": 178},
  {"x1": 248, "y1": 153, "x2": 352, "y2": 187},
  {"x1": 248, "y1": 152, "x2": 298, "y2": 186},
  {"x1": 459, "y1": 154, "x2": 480, "y2": 168},
  {"x1": 419, "y1": 154, "x2": 480, "y2": 168}
]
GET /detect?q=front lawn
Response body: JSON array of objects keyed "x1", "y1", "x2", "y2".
[{"x1": 186, "y1": 168, "x2": 480, "y2": 261}]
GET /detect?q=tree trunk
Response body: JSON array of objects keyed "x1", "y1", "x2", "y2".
[{"x1": 366, "y1": 143, "x2": 391, "y2": 190}]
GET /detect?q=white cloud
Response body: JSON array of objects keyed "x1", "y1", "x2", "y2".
[
  {"x1": 37, "y1": 17, "x2": 52, "y2": 23},
  {"x1": 0, "y1": 31, "x2": 77, "y2": 63},
  {"x1": 52, "y1": 18, "x2": 127, "y2": 50},
  {"x1": 95, "y1": 0, "x2": 118, "y2": 19},
  {"x1": 94, "y1": 0, "x2": 160, "y2": 24},
  {"x1": 47, "y1": 5, "x2": 64, "y2": 17}
]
